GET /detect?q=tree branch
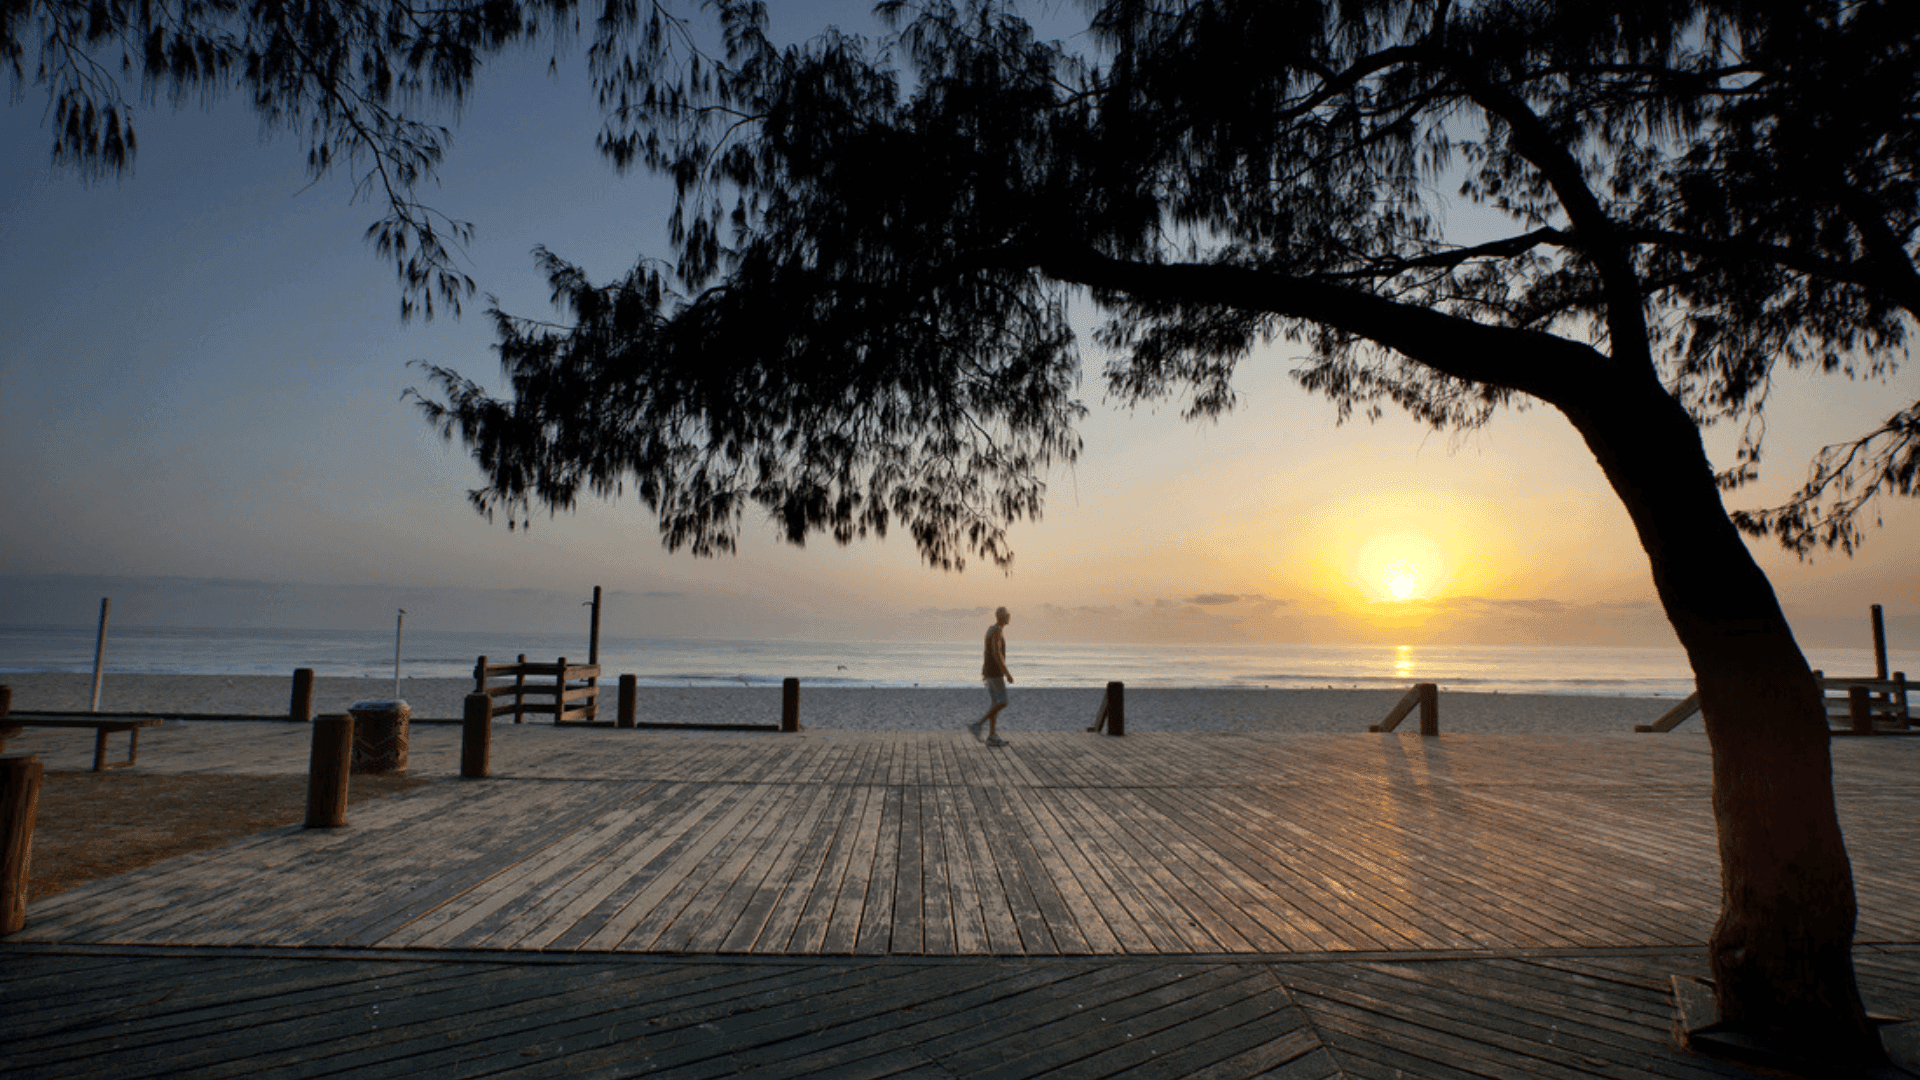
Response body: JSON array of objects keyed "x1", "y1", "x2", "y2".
[{"x1": 1035, "y1": 249, "x2": 1606, "y2": 404}]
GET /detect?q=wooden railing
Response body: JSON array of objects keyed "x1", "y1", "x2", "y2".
[
  {"x1": 1634, "y1": 692, "x2": 1701, "y2": 733},
  {"x1": 1636, "y1": 676, "x2": 1912, "y2": 734},
  {"x1": 474, "y1": 654, "x2": 600, "y2": 725},
  {"x1": 1815, "y1": 671, "x2": 1911, "y2": 733}
]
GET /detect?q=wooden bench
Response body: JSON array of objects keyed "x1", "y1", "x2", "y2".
[{"x1": 0, "y1": 717, "x2": 164, "y2": 771}]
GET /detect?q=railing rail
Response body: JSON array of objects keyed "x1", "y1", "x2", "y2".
[{"x1": 1371, "y1": 683, "x2": 1438, "y2": 735}]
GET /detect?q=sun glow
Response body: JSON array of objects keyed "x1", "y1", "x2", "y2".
[{"x1": 1352, "y1": 530, "x2": 1449, "y2": 603}]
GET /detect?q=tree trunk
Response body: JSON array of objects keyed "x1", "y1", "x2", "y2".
[{"x1": 1557, "y1": 377, "x2": 1880, "y2": 1063}]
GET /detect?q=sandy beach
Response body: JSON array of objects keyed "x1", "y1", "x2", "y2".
[{"x1": 0, "y1": 670, "x2": 1686, "y2": 734}]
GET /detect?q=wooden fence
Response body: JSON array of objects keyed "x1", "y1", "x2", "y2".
[{"x1": 473, "y1": 655, "x2": 600, "y2": 725}]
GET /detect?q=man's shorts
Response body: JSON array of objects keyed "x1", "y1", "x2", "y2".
[{"x1": 984, "y1": 677, "x2": 1009, "y2": 706}]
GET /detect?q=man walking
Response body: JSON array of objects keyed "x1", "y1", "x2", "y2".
[{"x1": 970, "y1": 607, "x2": 1013, "y2": 746}]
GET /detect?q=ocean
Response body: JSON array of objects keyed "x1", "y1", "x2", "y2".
[{"x1": 2, "y1": 624, "x2": 1911, "y2": 698}]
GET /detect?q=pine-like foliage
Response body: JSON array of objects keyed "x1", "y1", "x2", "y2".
[
  {"x1": 414, "y1": 0, "x2": 1917, "y2": 568},
  {"x1": 6, "y1": 0, "x2": 592, "y2": 318}
]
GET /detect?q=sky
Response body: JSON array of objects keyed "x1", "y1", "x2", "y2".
[{"x1": 2, "y1": 2, "x2": 1916, "y2": 651}]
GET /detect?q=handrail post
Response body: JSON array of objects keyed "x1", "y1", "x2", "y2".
[
  {"x1": 1105, "y1": 682, "x2": 1125, "y2": 737},
  {"x1": 1849, "y1": 685, "x2": 1874, "y2": 735},
  {"x1": 474, "y1": 654, "x2": 488, "y2": 694},
  {"x1": 781, "y1": 678, "x2": 800, "y2": 732},
  {"x1": 1873, "y1": 603, "x2": 1888, "y2": 680},
  {"x1": 556, "y1": 657, "x2": 568, "y2": 725},
  {"x1": 1418, "y1": 682, "x2": 1439, "y2": 736},
  {"x1": 514, "y1": 654, "x2": 527, "y2": 724}
]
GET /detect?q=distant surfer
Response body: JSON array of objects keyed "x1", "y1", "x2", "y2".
[{"x1": 969, "y1": 607, "x2": 1013, "y2": 746}]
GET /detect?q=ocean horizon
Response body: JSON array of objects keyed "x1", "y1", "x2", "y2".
[{"x1": 3, "y1": 623, "x2": 1912, "y2": 699}]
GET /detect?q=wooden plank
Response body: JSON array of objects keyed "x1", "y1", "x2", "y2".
[
  {"x1": 938, "y1": 779, "x2": 1025, "y2": 954},
  {"x1": 889, "y1": 783, "x2": 926, "y2": 955},
  {"x1": 853, "y1": 785, "x2": 906, "y2": 955},
  {"x1": 742, "y1": 783, "x2": 860, "y2": 953},
  {"x1": 564, "y1": 783, "x2": 774, "y2": 951},
  {"x1": 708, "y1": 780, "x2": 843, "y2": 953},
  {"x1": 786, "y1": 782, "x2": 880, "y2": 954}
]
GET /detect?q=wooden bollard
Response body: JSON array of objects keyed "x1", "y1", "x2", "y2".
[
  {"x1": 305, "y1": 714, "x2": 353, "y2": 828},
  {"x1": 1, "y1": 754, "x2": 43, "y2": 935},
  {"x1": 1106, "y1": 682, "x2": 1125, "y2": 736},
  {"x1": 1418, "y1": 682, "x2": 1439, "y2": 736},
  {"x1": 618, "y1": 674, "x2": 637, "y2": 729},
  {"x1": 461, "y1": 693, "x2": 492, "y2": 779},
  {"x1": 1850, "y1": 685, "x2": 1875, "y2": 735},
  {"x1": 782, "y1": 678, "x2": 800, "y2": 733},
  {"x1": 290, "y1": 667, "x2": 316, "y2": 723}
]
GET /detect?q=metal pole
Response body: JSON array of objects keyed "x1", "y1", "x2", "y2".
[
  {"x1": 394, "y1": 609, "x2": 406, "y2": 700},
  {"x1": 89, "y1": 597, "x2": 111, "y2": 713}
]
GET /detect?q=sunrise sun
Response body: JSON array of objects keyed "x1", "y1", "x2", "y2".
[{"x1": 1352, "y1": 530, "x2": 1448, "y2": 603}]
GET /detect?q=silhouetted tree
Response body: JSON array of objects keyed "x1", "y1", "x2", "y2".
[
  {"x1": 414, "y1": 0, "x2": 1919, "y2": 1062},
  {"x1": 5, "y1": 0, "x2": 610, "y2": 317}
]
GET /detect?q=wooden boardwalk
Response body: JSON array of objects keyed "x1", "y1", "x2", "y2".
[{"x1": 5, "y1": 724, "x2": 1920, "y2": 1077}]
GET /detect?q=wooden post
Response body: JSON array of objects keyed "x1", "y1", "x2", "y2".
[
  {"x1": 1106, "y1": 682, "x2": 1125, "y2": 737},
  {"x1": 514, "y1": 654, "x2": 527, "y2": 724},
  {"x1": 1896, "y1": 672, "x2": 1910, "y2": 730},
  {"x1": 1849, "y1": 685, "x2": 1874, "y2": 735},
  {"x1": 556, "y1": 657, "x2": 568, "y2": 725},
  {"x1": 290, "y1": 668, "x2": 316, "y2": 723},
  {"x1": 587, "y1": 586, "x2": 602, "y2": 720},
  {"x1": 782, "y1": 678, "x2": 800, "y2": 733},
  {"x1": 474, "y1": 654, "x2": 488, "y2": 694},
  {"x1": 1, "y1": 754, "x2": 43, "y2": 935},
  {"x1": 1872, "y1": 604, "x2": 1889, "y2": 680},
  {"x1": 0, "y1": 686, "x2": 11, "y2": 755},
  {"x1": 618, "y1": 674, "x2": 637, "y2": 729},
  {"x1": 89, "y1": 597, "x2": 110, "y2": 712},
  {"x1": 461, "y1": 693, "x2": 492, "y2": 779},
  {"x1": 305, "y1": 714, "x2": 353, "y2": 828},
  {"x1": 1418, "y1": 682, "x2": 1439, "y2": 736}
]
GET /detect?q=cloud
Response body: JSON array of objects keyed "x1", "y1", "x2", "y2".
[
  {"x1": 1429, "y1": 595, "x2": 1569, "y2": 615},
  {"x1": 913, "y1": 606, "x2": 995, "y2": 620},
  {"x1": 1186, "y1": 593, "x2": 1242, "y2": 606}
]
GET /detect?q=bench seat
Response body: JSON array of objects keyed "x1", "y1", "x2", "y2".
[{"x1": 0, "y1": 717, "x2": 164, "y2": 771}]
